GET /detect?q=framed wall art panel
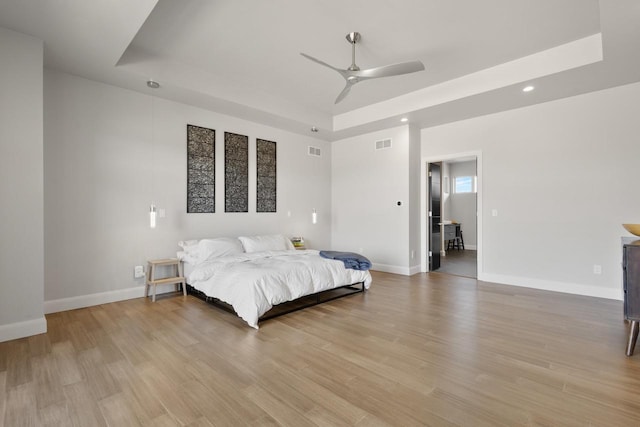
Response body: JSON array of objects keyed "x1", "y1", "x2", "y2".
[
  {"x1": 224, "y1": 132, "x2": 249, "y2": 212},
  {"x1": 256, "y1": 138, "x2": 277, "y2": 213},
  {"x1": 187, "y1": 124, "x2": 215, "y2": 213}
]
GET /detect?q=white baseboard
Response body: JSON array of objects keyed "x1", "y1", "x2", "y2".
[
  {"x1": 372, "y1": 263, "x2": 422, "y2": 276},
  {"x1": 371, "y1": 263, "x2": 412, "y2": 276},
  {"x1": 409, "y1": 265, "x2": 422, "y2": 275},
  {"x1": 44, "y1": 283, "x2": 179, "y2": 314},
  {"x1": 0, "y1": 316, "x2": 47, "y2": 343},
  {"x1": 479, "y1": 272, "x2": 623, "y2": 301}
]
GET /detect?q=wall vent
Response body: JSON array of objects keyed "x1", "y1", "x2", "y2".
[
  {"x1": 375, "y1": 138, "x2": 392, "y2": 150},
  {"x1": 308, "y1": 146, "x2": 321, "y2": 156}
]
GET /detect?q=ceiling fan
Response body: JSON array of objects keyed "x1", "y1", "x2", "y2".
[{"x1": 301, "y1": 32, "x2": 425, "y2": 104}]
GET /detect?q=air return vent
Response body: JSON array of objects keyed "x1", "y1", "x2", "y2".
[
  {"x1": 375, "y1": 138, "x2": 392, "y2": 150},
  {"x1": 308, "y1": 146, "x2": 321, "y2": 156}
]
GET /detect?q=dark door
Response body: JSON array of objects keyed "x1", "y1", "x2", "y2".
[{"x1": 429, "y1": 163, "x2": 441, "y2": 270}]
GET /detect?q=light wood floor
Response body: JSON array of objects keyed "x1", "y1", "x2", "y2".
[{"x1": 1, "y1": 271, "x2": 640, "y2": 426}]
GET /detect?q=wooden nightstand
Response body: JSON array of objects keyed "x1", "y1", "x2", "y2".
[{"x1": 145, "y1": 258, "x2": 186, "y2": 302}]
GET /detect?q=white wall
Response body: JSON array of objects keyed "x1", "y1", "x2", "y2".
[
  {"x1": 0, "y1": 27, "x2": 46, "y2": 341},
  {"x1": 43, "y1": 70, "x2": 331, "y2": 311},
  {"x1": 441, "y1": 162, "x2": 452, "y2": 220},
  {"x1": 408, "y1": 125, "x2": 422, "y2": 273},
  {"x1": 332, "y1": 125, "x2": 417, "y2": 274},
  {"x1": 422, "y1": 81, "x2": 640, "y2": 299},
  {"x1": 448, "y1": 160, "x2": 477, "y2": 248}
]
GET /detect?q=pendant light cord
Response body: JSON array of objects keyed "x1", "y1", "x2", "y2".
[{"x1": 147, "y1": 80, "x2": 160, "y2": 228}]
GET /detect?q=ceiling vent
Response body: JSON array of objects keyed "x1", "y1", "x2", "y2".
[
  {"x1": 375, "y1": 138, "x2": 392, "y2": 150},
  {"x1": 308, "y1": 146, "x2": 321, "y2": 157}
]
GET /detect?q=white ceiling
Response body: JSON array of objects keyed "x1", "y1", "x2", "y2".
[{"x1": 1, "y1": 0, "x2": 640, "y2": 140}]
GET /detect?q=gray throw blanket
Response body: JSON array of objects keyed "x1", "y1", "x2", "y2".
[{"x1": 319, "y1": 250, "x2": 372, "y2": 271}]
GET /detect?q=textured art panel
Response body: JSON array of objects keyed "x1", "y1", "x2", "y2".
[
  {"x1": 225, "y1": 132, "x2": 249, "y2": 212},
  {"x1": 256, "y1": 139, "x2": 277, "y2": 212},
  {"x1": 187, "y1": 125, "x2": 215, "y2": 213}
]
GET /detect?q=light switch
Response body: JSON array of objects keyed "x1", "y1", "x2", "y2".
[{"x1": 492, "y1": 209, "x2": 498, "y2": 217}]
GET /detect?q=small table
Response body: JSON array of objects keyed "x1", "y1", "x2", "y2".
[{"x1": 145, "y1": 258, "x2": 186, "y2": 302}]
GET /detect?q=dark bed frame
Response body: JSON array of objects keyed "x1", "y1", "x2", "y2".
[{"x1": 186, "y1": 281, "x2": 366, "y2": 324}]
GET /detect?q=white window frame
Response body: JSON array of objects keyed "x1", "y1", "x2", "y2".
[{"x1": 453, "y1": 175, "x2": 477, "y2": 194}]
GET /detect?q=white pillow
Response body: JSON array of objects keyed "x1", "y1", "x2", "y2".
[
  {"x1": 197, "y1": 237, "x2": 245, "y2": 262},
  {"x1": 177, "y1": 240, "x2": 201, "y2": 264},
  {"x1": 178, "y1": 239, "x2": 198, "y2": 250},
  {"x1": 238, "y1": 234, "x2": 295, "y2": 253},
  {"x1": 177, "y1": 250, "x2": 200, "y2": 264}
]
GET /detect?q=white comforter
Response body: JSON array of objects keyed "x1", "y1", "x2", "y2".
[{"x1": 185, "y1": 249, "x2": 372, "y2": 328}]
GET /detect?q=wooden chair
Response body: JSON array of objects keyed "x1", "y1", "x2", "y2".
[{"x1": 446, "y1": 226, "x2": 465, "y2": 251}]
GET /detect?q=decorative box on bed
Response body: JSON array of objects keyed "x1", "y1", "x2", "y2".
[{"x1": 177, "y1": 235, "x2": 372, "y2": 328}]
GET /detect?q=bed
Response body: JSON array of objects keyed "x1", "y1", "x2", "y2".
[{"x1": 178, "y1": 235, "x2": 372, "y2": 328}]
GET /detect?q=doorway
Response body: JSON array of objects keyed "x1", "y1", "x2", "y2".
[{"x1": 423, "y1": 153, "x2": 481, "y2": 279}]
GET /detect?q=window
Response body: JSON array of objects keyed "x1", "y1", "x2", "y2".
[{"x1": 454, "y1": 176, "x2": 477, "y2": 193}]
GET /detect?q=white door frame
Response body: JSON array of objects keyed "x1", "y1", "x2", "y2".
[{"x1": 420, "y1": 150, "x2": 483, "y2": 275}]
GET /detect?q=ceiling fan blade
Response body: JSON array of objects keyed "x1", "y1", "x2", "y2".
[
  {"x1": 300, "y1": 53, "x2": 345, "y2": 75},
  {"x1": 354, "y1": 60, "x2": 425, "y2": 80},
  {"x1": 334, "y1": 81, "x2": 355, "y2": 104}
]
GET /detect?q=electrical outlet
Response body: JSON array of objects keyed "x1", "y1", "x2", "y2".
[
  {"x1": 134, "y1": 265, "x2": 145, "y2": 278},
  {"x1": 593, "y1": 264, "x2": 602, "y2": 275},
  {"x1": 411, "y1": 250, "x2": 415, "y2": 259}
]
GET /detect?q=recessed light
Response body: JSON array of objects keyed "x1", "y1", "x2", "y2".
[
  {"x1": 400, "y1": 117, "x2": 408, "y2": 122},
  {"x1": 146, "y1": 80, "x2": 160, "y2": 89},
  {"x1": 522, "y1": 85, "x2": 534, "y2": 92}
]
